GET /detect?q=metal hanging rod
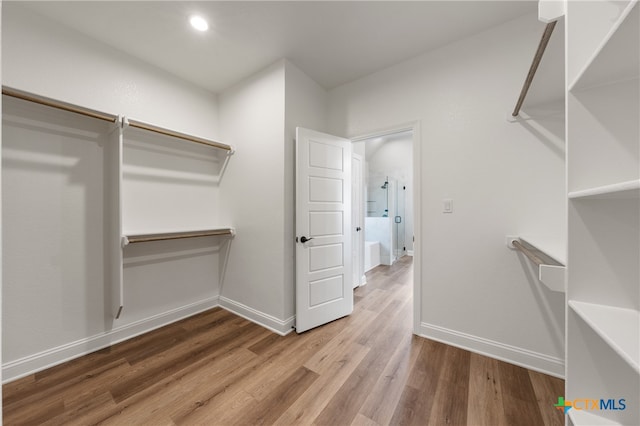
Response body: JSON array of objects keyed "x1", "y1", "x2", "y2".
[
  {"x1": 512, "y1": 21, "x2": 557, "y2": 117},
  {"x1": 2, "y1": 86, "x2": 118, "y2": 123},
  {"x1": 122, "y1": 228, "x2": 235, "y2": 245},
  {"x1": 512, "y1": 240, "x2": 562, "y2": 267},
  {"x1": 127, "y1": 119, "x2": 233, "y2": 152},
  {"x1": 512, "y1": 240, "x2": 545, "y2": 266},
  {"x1": 2, "y1": 86, "x2": 233, "y2": 152}
]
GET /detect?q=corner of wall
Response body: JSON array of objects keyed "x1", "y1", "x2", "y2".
[{"x1": 217, "y1": 60, "x2": 288, "y2": 324}]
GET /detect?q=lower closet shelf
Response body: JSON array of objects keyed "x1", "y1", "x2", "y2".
[
  {"x1": 568, "y1": 300, "x2": 639, "y2": 374},
  {"x1": 122, "y1": 228, "x2": 236, "y2": 245}
]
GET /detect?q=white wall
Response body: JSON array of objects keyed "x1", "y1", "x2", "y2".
[
  {"x1": 2, "y1": 4, "x2": 219, "y2": 139},
  {"x1": 217, "y1": 60, "x2": 327, "y2": 331},
  {"x1": 328, "y1": 13, "x2": 566, "y2": 376},
  {"x1": 2, "y1": 4, "x2": 223, "y2": 381},
  {"x1": 218, "y1": 61, "x2": 289, "y2": 332}
]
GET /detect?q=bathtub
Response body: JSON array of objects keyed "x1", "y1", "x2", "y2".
[{"x1": 364, "y1": 241, "x2": 381, "y2": 272}]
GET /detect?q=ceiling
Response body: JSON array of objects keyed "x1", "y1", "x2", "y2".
[{"x1": 15, "y1": 1, "x2": 538, "y2": 93}]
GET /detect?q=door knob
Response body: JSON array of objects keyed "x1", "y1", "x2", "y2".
[
  {"x1": 356, "y1": 227, "x2": 361, "y2": 231},
  {"x1": 300, "y1": 236, "x2": 313, "y2": 243}
]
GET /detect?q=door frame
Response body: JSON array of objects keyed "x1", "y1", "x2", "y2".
[
  {"x1": 350, "y1": 121, "x2": 421, "y2": 335},
  {"x1": 352, "y1": 153, "x2": 365, "y2": 288}
]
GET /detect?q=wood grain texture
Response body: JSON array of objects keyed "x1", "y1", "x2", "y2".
[{"x1": 3, "y1": 257, "x2": 564, "y2": 426}]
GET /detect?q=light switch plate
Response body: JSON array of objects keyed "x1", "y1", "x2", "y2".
[{"x1": 443, "y1": 198, "x2": 453, "y2": 213}]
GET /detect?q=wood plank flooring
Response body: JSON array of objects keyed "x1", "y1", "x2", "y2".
[{"x1": 3, "y1": 256, "x2": 565, "y2": 425}]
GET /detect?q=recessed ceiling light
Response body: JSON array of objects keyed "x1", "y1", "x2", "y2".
[{"x1": 189, "y1": 15, "x2": 209, "y2": 32}]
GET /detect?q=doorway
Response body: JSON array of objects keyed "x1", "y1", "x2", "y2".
[
  {"x1": 294, "y1": 123, "x2": 421, "y2": 335},
  {"x1": 353, "y1": 130, "x2": 414, "y2": 269},
  {"x1": 351, "y1": 122, "x2": 421, "y2": 334}
]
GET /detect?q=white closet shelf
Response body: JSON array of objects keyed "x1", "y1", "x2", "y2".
[
  {"x1": 568, "y1": 409, "x2": 622, "y2": 426},
  {"x1": 569, "y1": 300, "x2": 640, "y2": 374},
  {"x1": 568, "y1": 180, "x2": 640, "y2": 199},
  {"x1": 519, "y1": 236, "x2": 566, "y2": 266},
  {"x1": 508, "y1": 237, "x2": 565, "y2": 292},
  {"x1": 122, "y1": 228, "x2": 236, "y2": 246},
  {"x1": 569, "y1": 1, "x2": 639, "y2": 92}
]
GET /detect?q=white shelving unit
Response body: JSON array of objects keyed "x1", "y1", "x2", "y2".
[
  {"x1": 116, "y1": 117, "x2": 235, "y2": 318},
  {"x1": 1, "y1": 87, "x2": 237, "y2": 320},
  {"x1": 566, "y1": 1, "x2": 639, "y2": 425},
  {"x1": 569, "y1": 301, "x2": 639, "y2": 374}
]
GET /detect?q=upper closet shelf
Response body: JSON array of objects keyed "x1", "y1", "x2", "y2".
[
  {"x1": 568, "y1": 180, "x2": 640, "y2": 199},
  {"x1": 569, "y1": 300, "x2": 640, "y2": 374},
  {"x1": 569, "y1": 1, "x2": 639, "y2": 92}
]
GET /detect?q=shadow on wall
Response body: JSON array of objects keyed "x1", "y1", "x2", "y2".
[
  {"x1": 516, "y1": 255, "x2": 565, "y2": 356},
  {"x1": 513, "y1": 102, "x2": 565, "y2": 160}
]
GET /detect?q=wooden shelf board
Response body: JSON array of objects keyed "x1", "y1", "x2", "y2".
[
  {"x1": 569, "y1": 180, "x2": 640, "y2": 199},
  {"x1": 569, "y1": 1, "x2": 639, "y2": 92},
  {"x1": 568, "y1": 409, "x2": 622, "y2": 426},
  {"x1": 568, "y1": 300, "x2": 640, "y2": 374}
]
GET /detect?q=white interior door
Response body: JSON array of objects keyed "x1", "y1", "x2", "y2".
[
  {"x1": 352, "y1": 153, "x2": 364, "y2": 288},
  {"x1": 296, "y1": 127, "x2": 352, "y2": 333}
]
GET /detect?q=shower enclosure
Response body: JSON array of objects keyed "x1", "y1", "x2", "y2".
[{"x1": 365, "y1": 175, "x2": 406, "y2": 265}]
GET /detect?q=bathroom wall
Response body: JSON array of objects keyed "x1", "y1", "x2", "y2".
[{"x1": 364, "y1": 217, "x2": 392, "y2": 265}]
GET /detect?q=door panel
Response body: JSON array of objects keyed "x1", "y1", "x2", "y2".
[
  {"x1": 309, "y1": 177, "x2": 343, "y2": 202},
  {"x1": 296, "y1": 127, "x2": 352, "y2": 333},
  {"x1": 310, "y1": 211, "x2": 343, "y2": 236}
]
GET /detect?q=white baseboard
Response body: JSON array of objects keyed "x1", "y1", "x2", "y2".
[
  {"x1": 2, "y1": 296, "x2": 220, "y2": 384},
  {"x1": 219, "y1": 296, "x2": 295, "y2": 336},
  {"x1": 3, "y1": 294, "x2": 297, "y2": 384},
  {"x1": 407, "y1": 250, "x2": 414, "y2": 256},
  {"x1": 419, "y1": 322, "x2": 564, "y2": 378}
]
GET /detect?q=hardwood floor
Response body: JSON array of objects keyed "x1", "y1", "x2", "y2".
[{"x1": 3, "y1": 256, "x2": 564, "y2": 425}]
